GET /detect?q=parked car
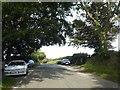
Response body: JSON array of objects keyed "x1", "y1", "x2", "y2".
[
  {"x1": 61, "y1": 59, "x2": 71, "y2": 65},
  {"x1": 4, "y1": 60, "x2": 28, "y2": 76},
  {"x1": 27, "y1": 60, "x2": 34, "y2": 67}
]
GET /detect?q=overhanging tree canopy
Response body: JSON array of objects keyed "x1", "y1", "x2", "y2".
[
  {"x1": 70, "y1": 2, "x2": 120, "y2": 57},
  {"x1": 2, "y1": 2, "x2": 74, "y2": 61}
]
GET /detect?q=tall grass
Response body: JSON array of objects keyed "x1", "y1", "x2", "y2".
[
  {"x1": 80, "y1": 51, "x2": 119, "y2": 83},
  {"x1": 81, "y1": 64, "x2": 119, "y2": 82}
]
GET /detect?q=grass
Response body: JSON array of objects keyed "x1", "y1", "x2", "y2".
[
  {"x1": 80, "y1": 64, "x2": 119, "y2": 83},
  {"x1": 1, "y1": 76, "x2": 15, "y2": 90},
  {"x1": 47, "y1": 60, "x2": 57, "y2": 64},
  {"x1": 79, "y1": 51, "x2": 120, "y2": 83}
]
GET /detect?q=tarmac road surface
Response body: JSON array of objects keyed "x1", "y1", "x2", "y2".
[{"x1": 12, "y1": 64, "x2": 119, "y2": 89}]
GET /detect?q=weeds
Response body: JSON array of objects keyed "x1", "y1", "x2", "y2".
[{"x1": 2, "y1": 77, "x2": 15, "y2": 90}]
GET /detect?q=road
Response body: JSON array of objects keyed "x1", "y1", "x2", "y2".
[{"x1": 12, "y1": 64, "x2": 119, "y2": 89}]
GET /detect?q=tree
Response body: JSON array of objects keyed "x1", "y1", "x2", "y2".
[
  {"x1": 71, "y1": 53, "x2": 89, "y2": 65},
  {"x1": 71, "y1": 2, "x2": 120, "y2": 58},
  {"x1": 30, "y1": 51, "x2": 46, "y2": 63},
  {"x1": 2, "y1": 2, "x2": 74, "y2": 62}
]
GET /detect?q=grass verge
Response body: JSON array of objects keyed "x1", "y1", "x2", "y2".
[
  {"x1": 2, "y1": 76, "x2": 15, "y2": 90},
  {"x1": 80, "y1": 64, "x2": 119, "y2": 83}
]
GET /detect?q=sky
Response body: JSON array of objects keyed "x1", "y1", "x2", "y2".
[
  {"x1": 41, "y1": 37, "x2": 118, "y2": 59},
  {"x1": 41, "y1": 45, "x2": 94, "y2": 59},
  {"x1": 41, "y1": 34, "x2": 118, "y2": 59},
  {"x1": 41, "y1": 7, "x2": 119, "y2": 59}
]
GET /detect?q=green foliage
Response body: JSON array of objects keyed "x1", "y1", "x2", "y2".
[
  {"x1": 71, "y1": 53, "x2": 89, "y2": 65},
  {"x1": 81, "y1": 64, "x2": 119, "y2": 83},
  {"x1": 71, "y1": 2, "x2": 120, "y2": 57},
  {"x1": 80, "y1": 51, "x2": 119, "y2": 83},
  {"x1": 30, "y1": 51, "x2": 46, "y2": 63},
  {"x1": 41, "y1": 59, "x2": 48, "y2": 63},
  {"x1": 2, "y1": 77, "x2": 15, "y2": 90},
  {"x1": 87, "y1": 51, "x2": 118, "y2": 66},
  {"x1": 2, "y1": 2, "x2": 74, "y2": 62},
  {"x1": 47, "y1": 60, "x2": 57, "y2": 64}
]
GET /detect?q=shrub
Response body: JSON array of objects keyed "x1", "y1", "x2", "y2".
[{"x1": 81, "y1": 51, "x2": 119, "y2": 83}]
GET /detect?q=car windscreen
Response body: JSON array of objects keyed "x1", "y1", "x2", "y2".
[
  {"x1": 63, "y1": 59, "x2": 69, "y2": 61},
  {"x1": 8, "y1": 62, "x2": 25, "y2": 66}
]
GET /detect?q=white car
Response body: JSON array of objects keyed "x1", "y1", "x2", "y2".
[
  {"x1": 4, "y1": 60, "x2": 28, "y2": 76},
  {"x1": 61, "y1": 59, "x2": 71, "y2": 65}
]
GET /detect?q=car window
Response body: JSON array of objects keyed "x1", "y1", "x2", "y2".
[
  {"x1": 8, "y1": 62, "x2": 25, "y2": 66},
  {"x1": 63, "y1": 59, "x2": 69, "y2": 61}
]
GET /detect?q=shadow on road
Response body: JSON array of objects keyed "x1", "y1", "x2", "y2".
[
  {"x1": 13, "y1": 64, "x2": 74, "y2": 87},
  {"x1": 9, "y1": 64, "x2": 119, "y2": 88}
]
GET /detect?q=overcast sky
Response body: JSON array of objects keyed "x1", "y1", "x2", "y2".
[{"x1": 41, "y1": 37, "x2": 118, "y2": 59}]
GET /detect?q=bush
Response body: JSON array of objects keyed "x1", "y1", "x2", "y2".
[
  {"x1": 81, "y1": 51, "x2": 119, "y2": 83},
  {"x1": 47, "y1": 60, "x2": 57, "y2": 64},
  {"x1": 71, "y1": 53, "x2": 89, "y2": 65},
  {"x1": 30, "y1": 51, "x2": 46, "y2": 63},
  {"x1": 41, "y1": 59, "x2": 47, "y2": 63}
]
